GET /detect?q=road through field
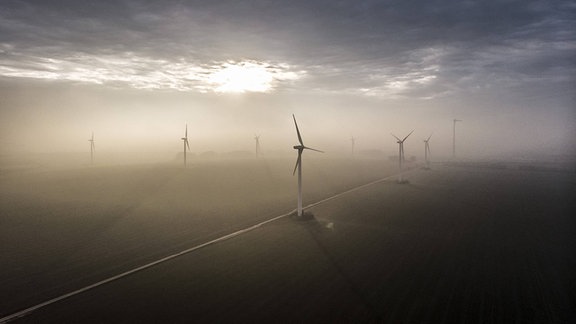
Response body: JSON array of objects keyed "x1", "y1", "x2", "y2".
[
  {"x1": 7, "y1": 164, "x2": 576, "y2": 323},
  {"x1": 0, "y1": 167, "x2": 406, "y2": 323},
  {"x1": 0, "y1": 158, "x2": 398, "y2": 320}
]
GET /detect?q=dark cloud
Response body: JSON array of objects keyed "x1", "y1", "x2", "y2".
[
  {"x1": 1, "y1": 0, "x2": 574, "y2": 96},
  {"x1": 0, "y1": 0, "x2": 574, "y2": 156}
]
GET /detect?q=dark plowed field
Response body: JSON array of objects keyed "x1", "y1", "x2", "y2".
[{"x1": 3, "y1": 162, "x2": 575, "y2": 323}]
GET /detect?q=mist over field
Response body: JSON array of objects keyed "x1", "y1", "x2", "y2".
[
  {"x1": 1, "y1": 0, "x2": 575, "y2": 322},
  {"x1": 1, "y1": 81, "x2": 574, "y2": 162},
  {"x1": 2, "y1": 156, "x2": 574, "y2": 322}
]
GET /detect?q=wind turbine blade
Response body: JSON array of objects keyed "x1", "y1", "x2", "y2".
[
  {"x1": 304, "y1": 146, "x2": 324, "y2": 153},
  {"x1": 185, "y1": 124, "x2": 188, "y2": 138},
  {"x1": 186, "y1": 139, "x2": 190, "y2": 150},
  {"x1": 427, "y1": 133, "x2": 433, "y2": 141},
  {"x1": 292, "y1": 151, "x2": 302, "y2": 175},
  {"x1": 292, "y1": 114, "x2": 304, "y2": 146},
  {"x1": 402, "y1": 130, "x2": 414, "y2": 142},
  {"x1": 391, "y1": 133, "x2": 401, "y2": 141}
]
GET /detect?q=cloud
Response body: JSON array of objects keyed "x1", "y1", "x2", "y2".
[
  {"x1": 0, "y1": 0, "x2": 574, "y2": 100},
  {"x1": 0, "y1": 49, "x2": 304, "y2": 92}
]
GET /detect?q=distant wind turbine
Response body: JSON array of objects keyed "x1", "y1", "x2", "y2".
[
  {"x1": 88, "y1": 132, "x2": 95, "y2": 165},
  {"x1": 391, "y1": 130, "x2": 414, "y2": 183},
  {"x1": 453, "y1": 119, "x2": 462, "y2": 159},
  {"x1": 350, "y1": 136, "x2": 356, "y2": 157},
  {"x1": 423, "y1": 133, "x2": 433, "y2": 169},
  {"x1": 292, "y1": 114, "x2": 323, "y2": 217},
  {"x1": 254, "y1": 135, "x2": 261, "y2": 157},
  {"x1": 181, "y1": 124, "x2": 191, "y2": 167}
]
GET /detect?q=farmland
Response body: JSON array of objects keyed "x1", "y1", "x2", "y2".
[
  {"x1": 0, "y1": 155, "x2": 395, "y2": 318},
  {"x1": 2, "y1": 157, "x2": 575, "y2": 322}
]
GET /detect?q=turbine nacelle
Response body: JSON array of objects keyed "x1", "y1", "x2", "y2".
[
  {"x1": 391, "y1": 129, "x2": 414, "y2": 144},
  {"x1": 292, "y1": 114, "x2": 324, "y2": 156},
  {"x1": 293, "y1": 144, "x2": 322, "y2": 152}
]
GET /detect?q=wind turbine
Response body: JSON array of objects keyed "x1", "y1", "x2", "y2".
[
  {"x1": 181, "y1": 124, "x2": 191, "y2": 167},
  {"x1": 254, "y1": 135, "x2": 261, "y2": 157},
  {"x1": 350, "y1": 136, "x2": 356, "y2": 157},
  {"x1": 292, "y1": 114, "x2": 323, "y2": 217},
  {"x1": 423, "y1": 133, "x2": 432, "y2": 169},
  {"x1": 88, "y1": 132, "x2": 95, "y2": 165},
  {"x1": 453, "y1": 119, "x2": 462, "y2": 159},
  {"x1": 391, "y1": 130, "x2": 414, "y2": 183}
]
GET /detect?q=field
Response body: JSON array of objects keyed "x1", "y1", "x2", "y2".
[
  {"x1": 0, "y1": 156, "x2": 395, "y2": 318},
  {"x1": 1, "y1": 157, "x2": 575, "y2": 322}
]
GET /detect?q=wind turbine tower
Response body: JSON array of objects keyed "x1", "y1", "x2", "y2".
[
  {"x1": 453, "y1": 119, "x2": 462, "y2": 159},
  {"x1": 292, "y1": 114, "x2": 323, "y2": 217},
  {"x1": 254, "y1": 135, "x2": 261, "y2": 157},
  {"x1": 391, "y1": 130, "x2": 414, "y2": 183},
  {"x1": 423, "y1": 133, "x2": 432, "y2": 169},
  {"x1": 88, "y1": 132, "x2": 95, "y2": 165},
  {"x1": 181, "y1": 124, "x2": 191, "y2": 167},
  {"x1": 350, "y1": 136, "x2": 356, "y2": 157}
]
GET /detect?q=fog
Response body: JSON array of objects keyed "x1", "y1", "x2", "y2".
[
  {"x1": 1, "y1": 80, "x2": 574, "y2": 165},
  {"x1": 2, "y1": 2, "x2": 576, "y2": 322},
  {"x1": 1, "y1": 0, "x2": 574, "y2": 166}
]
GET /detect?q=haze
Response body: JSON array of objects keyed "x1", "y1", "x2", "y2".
[
  {"x1": 1, "y1": 0, "x2": 575, "y2": 162},
  {"x1": 2, "y1": 2, "x2": 576, "y2": 321}
]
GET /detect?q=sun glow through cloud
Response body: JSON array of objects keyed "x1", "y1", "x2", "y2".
[
  {"x1": 0, "y1": 51, "x2": 302, "y2": 93},
  {"x1": 208, "y1": 62, "x2": 275, "y2": 93}
]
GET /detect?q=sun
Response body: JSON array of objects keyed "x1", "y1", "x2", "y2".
[{"x1": 208, "y1": 61, "x2": 274, "y2": 93}]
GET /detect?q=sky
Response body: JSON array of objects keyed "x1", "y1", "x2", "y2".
[{"x1": 0, "y1": 0, "x2": 574, "y2": 160}]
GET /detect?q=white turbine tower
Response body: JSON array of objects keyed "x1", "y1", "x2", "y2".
[
  {"x1": 254, "y1": 135, "x2": 261, "y2": 158},
  {"x1": 88, "y1": 132, "x2": 95, "y2": 165},
  {"x1": 181, "y1": 124, "x2": 191, "y2": 167},
  {"x1": 292, "y1": 114, "x2": 323, "y2": 217},
  {"x1": 423, "y1": 133, "x2": 432, "y2": 170},
  {"x1": 391, "y1": 130, "x2": 414, "y2": 183}
]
